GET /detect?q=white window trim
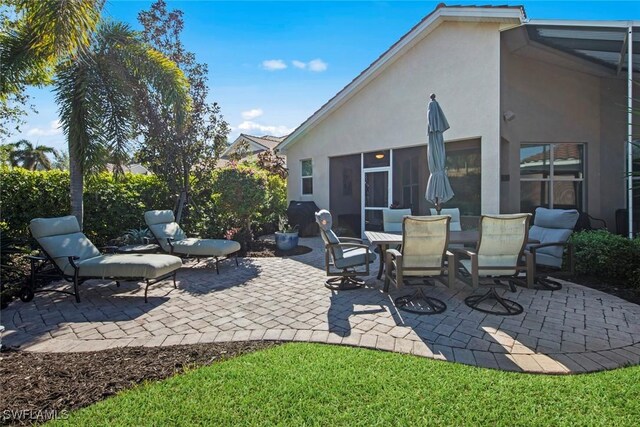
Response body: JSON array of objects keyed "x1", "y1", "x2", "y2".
[{"x1": 301, "y1": 159, "x2": 313, "y2": 196}]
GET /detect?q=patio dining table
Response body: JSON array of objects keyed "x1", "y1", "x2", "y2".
[{"x1": 364, "y1": 230, "x2": 538, "y2": 280}]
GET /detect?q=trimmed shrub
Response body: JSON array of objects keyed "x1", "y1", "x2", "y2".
[
  {"x1": 0, "y1": 168, "x2": 172, "y2": 246},
  {"x1": 570, "y1": 230, "x2": 640, "y2": 288}
]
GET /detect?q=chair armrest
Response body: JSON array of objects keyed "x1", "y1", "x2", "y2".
[
  {"x1": 386, "y1": 248, "x2": 401, "y2": 258},
  {"x1": 27, "y1": 255, "x2": 47, "y2": 262},
  {"x1": 101, "y1": 246, "x2": 119, "y2": 254},
  {"x1": 338, "y1": 237, "x2": 364, "y2": 243},
  {"x1": 528, "y1": 241, "x2": 571, "y2": 251},
  {"x1": 451, "y1": 248, "x2": 476, "y2": 258},
  {"x1": 325, "y1": 242, "x2": 371, "y2": 252}
]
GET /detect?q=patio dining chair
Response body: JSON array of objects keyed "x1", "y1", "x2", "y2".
[
  {"x1": 26, "y1": 216, "x2": 182, "y2": 303},
  {"x1": 144, "y1": 210, "x2": 241, "y2": 274},
  {"x1": 456, "y1": 214, "x2": 533, "y2": 316},
  {"x1": 430, "y1": 208, "x2": 462, "y2": 231},
  {"x1": 315, "y1": 209, "x2": 376, "y2": 290},
  {"x1": 384, "y1": 215, "x2": 455, "y2": 315},
  {"x1": 527, "y1": 207, "x2": 579, "y2": 290}
]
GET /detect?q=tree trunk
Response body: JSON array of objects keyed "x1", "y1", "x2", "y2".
[{"x1": 69, "y1": 152, "x2": 84, "y2": 229}]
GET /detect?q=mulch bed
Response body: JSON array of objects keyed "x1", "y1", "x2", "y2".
[
  {"x1": 0, "y1": 341, "x2": 280, "y2": 425},
  {"x1": 241, "y1": 240, "x2": 312, "y2": 258}
]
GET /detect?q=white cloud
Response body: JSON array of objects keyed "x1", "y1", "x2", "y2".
[
  {"x1": 292, "y1": 60, "x2": 306, "y2": 69},
  {"x1": 241, "y1": 108, "x2": 264, "y2": 120},
  {"x1": 27, "y1": 120, "x2": 62, "y2": 137},
  {"x1": 308, "y1": 58, "x2": 328, "y2": 72},
  {"x1": 237, "y1": 121, "x2": 294, "y2": 136},
  {"x1": 261, "y1": 59, "x2": 287, "y2": 71}
]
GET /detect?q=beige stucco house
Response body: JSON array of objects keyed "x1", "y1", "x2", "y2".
[{"x1": 277, "y1": 4, "x2": 638, "y2": 237}]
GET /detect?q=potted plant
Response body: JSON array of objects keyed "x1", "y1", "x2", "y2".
[{"x1": 275, "y1": 216, "x2": 299, "y2": 251}]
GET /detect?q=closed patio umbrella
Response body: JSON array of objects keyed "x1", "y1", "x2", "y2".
[{"x1": 425, "y1": 93, "x2": 454, "y2": 214}]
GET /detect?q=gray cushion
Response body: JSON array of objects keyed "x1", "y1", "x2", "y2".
[
  {"x1": 172, "y1": 238, "x2": 241, "y2": 257},
  {"x1": 30, "y1": 216, "x2": 102, "y2": 274},
  {"x1": 69, "y1": 253, "x2": 182, "y2": 278},
  {"x1": 532, "y1": 252, "x2": 562, "y2": 269},
  {"x1": 528, "y1": 226, "x2": 572, "y2": 260},
  {"x1": 534, "y1": 207, "x2": 579, "y2": 230},
  {"x1": 334, "y1": 247, "x2": 376, "y2": 269}
]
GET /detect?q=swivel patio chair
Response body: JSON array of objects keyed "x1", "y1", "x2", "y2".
[
  {"x1": 384, "y1": 215, "x2": 455, "y2": 315},
  {"x1": 527, "y1": 207, "x2": 579, "y2": 290},
  {"x1": 315, "y1": 209, "x2": 376, "y2": 290},
  {"x1": 456, "y1": 214, "x2": 533, "y2": 316},
  {"x1": 144, "y1": 210, "x2": 241, "y2": 274},
  {"x1": 26, "y1": 216, "x2": 182, "y2": 303}
]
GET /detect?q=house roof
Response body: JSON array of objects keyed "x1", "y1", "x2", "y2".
[
  {"x1": 275, "y1": 3, "x2": 526, "y2": 152},
  {"x1": 221, "y1": 133, "x2": 287, "y2": 158}
]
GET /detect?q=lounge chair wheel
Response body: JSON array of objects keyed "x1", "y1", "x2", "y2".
[
  {"x1": 325, "y1": 276, "x2": 364, "y2": 291},
  {"x1": 19, "y1": 287, "x2": 34, "y2": 302},
  {"x1": 395, "y1": 288, "x2": 446, "y2": 315}
]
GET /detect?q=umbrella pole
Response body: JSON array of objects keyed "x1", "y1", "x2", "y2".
[{"x1": 435, "y1": 197, "x2": 442, "y2": 215}]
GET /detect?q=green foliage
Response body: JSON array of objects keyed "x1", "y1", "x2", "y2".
[
  {"x1": 570, "y1": 230, "x2": 640, "y2": 288},
  {"x1": 0, "y1": 168, "x2": 172, "y2": 246}
]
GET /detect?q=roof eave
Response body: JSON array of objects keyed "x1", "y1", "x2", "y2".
[{"x1": 276, "y1": 6, "x2": 525, "y2": 152}]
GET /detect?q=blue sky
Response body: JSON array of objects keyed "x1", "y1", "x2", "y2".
[{"x1": 12, "y1": 0, "x2": 640, "y2": 154}]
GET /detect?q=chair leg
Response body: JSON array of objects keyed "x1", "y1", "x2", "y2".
[
  {"x1": 235, "y1": 252, "x2": 239, "y2": 266},
  {"x1": 395, "y1": 287, "x2": 447, "y2": 315},
  {"x1": 73, "y1": 274, "x2": 81, "y2": 303},
  {"x1": 215, "y1": 257, "x2": 220, "y2": 274},
  {"x1": 465, "y1": 287, "x2": 523, "y2": 316},
  {"x1": 173, "y1": 272, "x2": 178, "y2": 289}
]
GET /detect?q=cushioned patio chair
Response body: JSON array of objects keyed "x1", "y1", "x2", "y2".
[
  {"x1": 430, "y1": 208, "x2": 462, "y2": 231},
  {"x1": 27, "y1": 216, "x2": 182, "y2": 303},
  {"x1": 384, "y1": 215, "x2": 455, "y2": 315},
  {"x1": 315, "y1": 209, "x2": 376, "y2": 290},
  {"x1": 144, "y1": 210, "x2": 241, "y2": 274},
  {"x1": 456, "y1": 214, "x2": 533, "y2": 316},
  {"x1": 382, "y1": 208, "x2": 412, "y2": 232},
  {"x1": 527, "y1": 207, "x2": 579, "y2": 290}
]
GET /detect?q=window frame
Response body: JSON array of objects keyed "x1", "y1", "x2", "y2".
[
  {"x1": 301, "y1": 158, "x2": 313, "y2": 196},
  {"x1": 519, "y1": 142, "x2": 586, "y2": 211}
]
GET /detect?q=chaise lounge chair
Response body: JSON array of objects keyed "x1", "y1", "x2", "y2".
[
  {"x1": 26, "y1": 216, "x2": 182, "y2": 303},
  {"x1": 144, "y1": 210, "x2": 241, "y2": 274}
]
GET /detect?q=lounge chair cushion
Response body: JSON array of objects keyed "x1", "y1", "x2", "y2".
[
  {"x1": 68, "y1": 253, "x2": 182, "y2": 278},
  {"x1": 334, "y1": 247, "x2": 376, "y2": 269},
  {"x1": 144, "y1": 210, "x2": 188, "y2": 252},
  {"x1": 171, "y1": 238, "x2": 241, "y2": 257}
]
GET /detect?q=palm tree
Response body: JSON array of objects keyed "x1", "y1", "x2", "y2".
[
  {"x1": 0, "y1": 0, "x2": 104, "y2": 136},
  {"x1": 55, "y1": 22, "x2": 191, "y2": 227},
  {"x1": 10, "y1": 139, "x2": 56, "y2": 170}
]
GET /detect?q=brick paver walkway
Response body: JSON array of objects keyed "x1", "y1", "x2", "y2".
[{"x1": 2, "y1": 237, "x2": 639, "y2": 374}]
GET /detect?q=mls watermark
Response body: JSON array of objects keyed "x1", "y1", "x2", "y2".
[{"x1": 2, "y1": 409, "x2": 69, "y2": 422}]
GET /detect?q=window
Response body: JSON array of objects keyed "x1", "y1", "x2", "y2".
[
  {"x1": 301, "y1": 159, "x2": 313, "y2": 195},
  {"x1": 446, "y1": 140, "x2": 481, "y2": 216},
  {"x1": 520, "y1": 143, "x2": 584, "y2": 212}
]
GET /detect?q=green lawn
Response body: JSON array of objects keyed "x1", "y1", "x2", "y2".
[{"x1": 52, "y1": 343, "x2": 640, "y2": 426}]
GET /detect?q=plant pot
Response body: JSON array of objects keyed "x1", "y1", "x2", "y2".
[{"x1": 275, "y1": 231, "x2": 299, "y2": 251}]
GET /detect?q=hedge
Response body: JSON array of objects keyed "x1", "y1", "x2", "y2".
[
  {"x1": 1, "y1": 168, "x2": 173, "y2": 246},
  {"x1": 570, "y1": 230, "x2": 640, "y2": 288},
  {"x1": 0, "y1": 166, "x2": 287, "y2": 247}
]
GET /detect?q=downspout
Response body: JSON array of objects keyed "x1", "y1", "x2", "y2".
[{"x1": 628, "y1": 25, "x2": 634, "y2": 238}]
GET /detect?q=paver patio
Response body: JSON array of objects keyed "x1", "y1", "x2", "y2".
[{"x1": 2, "y1": 237, "x2": 640, "y2": 374}]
